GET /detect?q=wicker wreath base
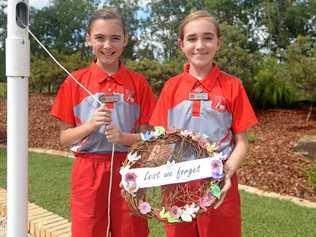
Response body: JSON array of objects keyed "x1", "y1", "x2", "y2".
[{"x1": 120, "y1": 127, "x2": 225, "y2": 223}]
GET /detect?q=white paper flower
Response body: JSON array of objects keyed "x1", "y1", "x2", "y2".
[
  {"x1": 213, "y1": 152, "x2": 226, "y2": 161},
  {"x1": 127, "y1": 152, "x2": 141, "y2": 162},
  {"x1": 181, "y1": 203, "x2": 200, "y2": 222},
  {"x1": 180, "y1": 130, "x2": 192, "y2": 137},
  {"x1": 119, "y1": 165, "x2": 130, "y2": 176},
  {"x1": 165, "y1": 160, "x2": 176, "y2": 171}
]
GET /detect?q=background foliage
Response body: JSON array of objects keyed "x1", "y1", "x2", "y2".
[{"x1": 0, "y1": 0, "x2": 315, "y2": 107}]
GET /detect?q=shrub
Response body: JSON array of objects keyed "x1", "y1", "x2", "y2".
[
  {"x1": 126, "y1": 58, "x2": 182, "y2": 94},
  {"x1": 252, "y1": 57, "x2": 296, "y2": 108},
  {"x1": 30, "y1": 50, "x2": 89, "y2": 94}
]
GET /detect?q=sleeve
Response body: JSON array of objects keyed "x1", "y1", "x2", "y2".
[
  {"x1": 149, "y1": 84, "x2": 169, "y2": 128},
  {"x1": 231, "y1": 81, "x2": 258, "y2": 133},
  {"x1": 138, "y1": 78, "x2": 157, "y2": 125},
  {"x1": 50, "y1": 78, "x2": 76, "y2": 126}
]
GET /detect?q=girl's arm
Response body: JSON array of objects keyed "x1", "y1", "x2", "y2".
[
  {"x1": 60, "y1": 106, "x2": 112, "y2": 147},
  {"x1": 224, "y1": 132, "x2": 248, "y2": 179},
  {"x1": 214, "y1": 132, "x2": 248, "y2": 208},
  {"x1": 105, "y1": 124, "x2": 152, "y2": 146}
]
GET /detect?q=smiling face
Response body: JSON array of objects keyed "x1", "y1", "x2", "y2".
[
  {"x1": 179, "y1": 18, "x2": 221, "y2": 74},
  {"x1": 86, "y1": 19, "x2": 128, "y2": 73}
]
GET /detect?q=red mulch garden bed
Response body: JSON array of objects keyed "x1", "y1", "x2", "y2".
[{"x1": 1, "y1": 94, "x2": 316, "y2": 201}]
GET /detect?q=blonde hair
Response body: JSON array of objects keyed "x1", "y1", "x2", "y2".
[
  {"x1": 179, "y1": 10, "x2": 220, "y2": 40},
  {"x1": 88, "y1": 8, "x2": 126, "y2": 35}
]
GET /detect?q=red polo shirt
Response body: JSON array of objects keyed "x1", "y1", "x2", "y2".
[
  {"x1": 51, "y1": 62, "x2": 156, "y2": 153},
  {"x1": 150, "y1": 64, "x2": 257, "y2": 160}
]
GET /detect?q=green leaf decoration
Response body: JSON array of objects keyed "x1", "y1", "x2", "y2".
[
  {"x1": 154, "y1": 126, "x2": 165, "y2": 136},
  {"x1": 165, "y1": 212, "x2": 181, "y2": 223},
  {"x1": 210, "y1": 183, "x2": 221, "y2": 199},
  {"x1": 159, "y1": 208, "x2": 168, "y2": 219},
  {"x1": 159, "y1": 208, "x2": 180, "y2": 223}
]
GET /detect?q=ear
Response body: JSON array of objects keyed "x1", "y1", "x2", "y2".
[
  {"x1": 178, "y1": 38, "x2": 184, "y2": 49},
  {"x1": 123, "y1": 34, "x2": 129, "y2": 47},
  {"x1": 85, "y1": 33, "x2": 92, "y2": 47},
  {"x1": 217, "y1": 37, "x2": 223, "y2": 50}
]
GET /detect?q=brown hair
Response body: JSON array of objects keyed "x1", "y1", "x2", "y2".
[
  {"x1": 179, "y1": 10, "x2": 220, "y2": 40},
  {"x1": 87, "y1": 8, "x2": 126, "y2": 35}
]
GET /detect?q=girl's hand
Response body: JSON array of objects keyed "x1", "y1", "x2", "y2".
[
  {"x1": 214, "y1": 175, "x2": 232, "y2": 209},
  {"x1": 89, "y1": 106, "x2": 112, "y2": 130},
  {"x1": 105, "y1": 124, "x2": 123, "y2": 144},
  {"x1": 214, "y1": 162, "x2": 234, "y2": 209}
]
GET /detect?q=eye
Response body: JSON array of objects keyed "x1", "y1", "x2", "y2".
[
  {"x1": 204, "y1": 37, "x2": 213, "y2": 40},
  {"x1": 186, "y1": 37, "x2": 196, "y2": 42},
  {"x1": 95, "y1": 36, "x2": 105, "y2": 42},
  {"x1": 112, "y1": 36, "x2": 121, "y2": 41}
]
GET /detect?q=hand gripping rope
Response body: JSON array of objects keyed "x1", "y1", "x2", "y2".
[{"x1": 24, "y1": 23, "x2": 114, "y2": 237}]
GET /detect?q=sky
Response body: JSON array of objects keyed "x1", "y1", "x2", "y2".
[
  {"x1": 30, "y1": 0, "x2": 50, "y2": 9},
  {"x1": 29, "y1": 0, "x2": 149, "y2": 9}
]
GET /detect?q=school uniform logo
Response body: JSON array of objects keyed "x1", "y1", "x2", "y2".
[
  {"x1": 124, "y1": 89, "x2": 136, "y2": 104},
  {"x1": 210, "y1": 95, "x2": 227, "y2": 112}
]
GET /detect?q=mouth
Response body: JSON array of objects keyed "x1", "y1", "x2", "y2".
[
  {"x1": 193, "y1": 52, "x2": 208, "y2": 56},
  {"x1": 101, "y1": 51, "x2": 116, "y2": 57}
]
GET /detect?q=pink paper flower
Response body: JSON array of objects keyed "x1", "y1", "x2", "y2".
[
  {"x1": 166, "y1": 128, "x2": 178, "y2": 134},
  {"x1": 169, "y1": 206, "x2": 183, "y2": 218},
  {"x1": 199, "y1": 192, "x2": 216, "y2": 210},
  {"x1": 125, "y1": 172, "x2": 137, "y2": 183},
  {"x1": 138, "y1": 201, "x2": 151, "y2": 214}
]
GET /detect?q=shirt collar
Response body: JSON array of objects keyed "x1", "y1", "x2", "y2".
[
  {"x1": 183, "y1": 63, "x2": 221, "y2": 92},
  {"x1": 90, "y1": 61, "x2": 128, "y2": 85}
]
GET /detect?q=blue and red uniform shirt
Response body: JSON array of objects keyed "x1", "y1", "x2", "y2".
[
  {"x1": 150, "y1": 64, "x2": 257, "y2": 160},
  {"x1": 51, "y1": 62, "x2": 156, "y2": 154}
]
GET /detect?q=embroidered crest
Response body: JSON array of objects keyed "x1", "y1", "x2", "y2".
[
  {"x1": 211, "y1": 96, "x2": 227, "y2": 112},
  {"x1": 124, "y1": 89, "x2": 136, "y2": 104}
]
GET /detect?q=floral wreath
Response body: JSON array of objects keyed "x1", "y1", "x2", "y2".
[{"x1": 120, "y1": 126, "x2": 225, "y2": 223}]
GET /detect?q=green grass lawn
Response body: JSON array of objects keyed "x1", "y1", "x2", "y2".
[
  {"x1": 0, "y1": 82, "x2": 6, "y2": 98},
  {"x1": 1, "y1": 148, "x2": 316, "y2": 237}
]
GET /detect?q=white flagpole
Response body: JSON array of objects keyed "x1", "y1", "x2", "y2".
[{"x1": 6, "y1": 1, "x2": 30, "y2": 236}]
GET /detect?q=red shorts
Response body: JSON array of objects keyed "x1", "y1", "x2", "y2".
[
  {"x1": 71, "y1": 152, "x2": 149, "y2": 237},
  {"x1": 164, "y1": 174, "x2": 241, "y2": 237}
]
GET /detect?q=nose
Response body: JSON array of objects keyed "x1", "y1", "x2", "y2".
[
  {"x1": 196, "y1": 39, "x2": 204, "y2": 50},
  {"x1": 103, "y1": 39, "x2": 112, "y2": 48}
]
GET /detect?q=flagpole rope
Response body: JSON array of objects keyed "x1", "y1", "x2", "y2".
[{"x1": 24, "y1": 23, "x2": 115, "y2": 237}]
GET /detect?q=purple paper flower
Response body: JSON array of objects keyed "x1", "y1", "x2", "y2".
[
  {"x1": 138, "y1": 201, "x2": 151, "y2": 214},
  {"x1": 169, "y1": 206, "x2": 183, "y2": 219},
  {"x1": 210, "y1": 159, "x2": 224, "y2": 179}
]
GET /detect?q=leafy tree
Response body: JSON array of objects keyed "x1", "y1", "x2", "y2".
[
  {"x1": 145, "y1": 0, "x2": 205, "y2": 60},
  {"x1": 216, "y1": 23, "x2": 260, "y2": 92},
  {"x1": 283, "y1": 35, "x2": 316, "y2": 102},
  {"x1": 101, "y1": 0, "x2": 141, "y2": 59},
  {"x1": 204, "y1": 0, "x2": 264, "y2": 52},
  {"x1": 30, "y1": 0, "x2": 97, "y2": 56},
  {"x1": 263, "y1": 0, "x2": 316, "y2": 51}
]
